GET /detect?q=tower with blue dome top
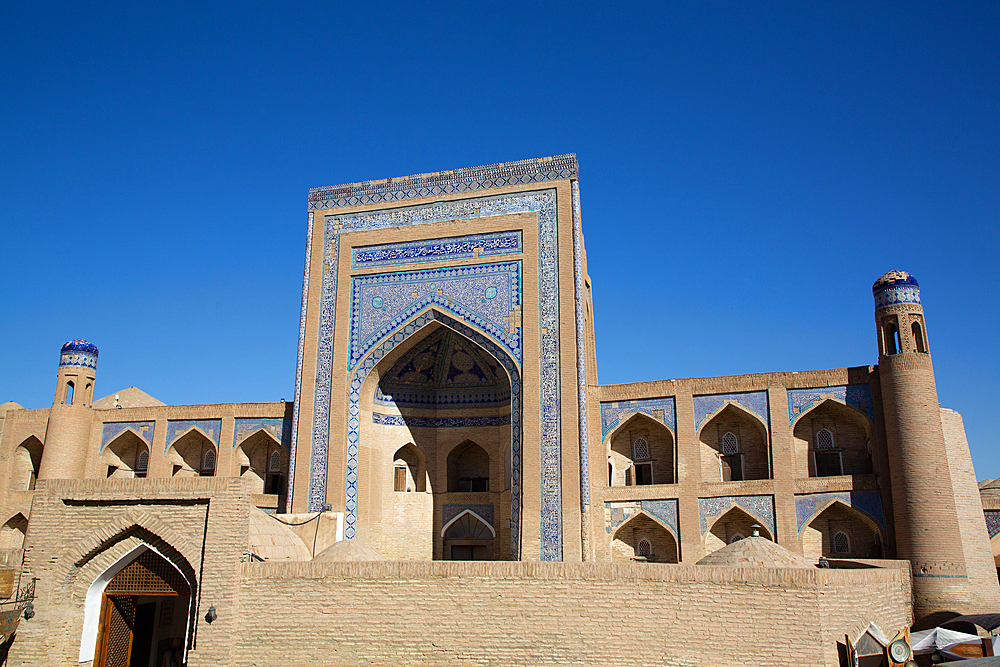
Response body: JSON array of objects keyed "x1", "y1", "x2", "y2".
[{"x1": 38, "y1": 339, "x2": 99, "y2": 480}]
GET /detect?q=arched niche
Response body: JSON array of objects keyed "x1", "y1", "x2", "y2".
[
  {"x1": 607, "y1": 413, "x2": 675, "y2": 486},
  {"x1": 698, "y1": 403, "x2": 770, "y2": 482},
  {"x1": 791, "y1": 399, "x2": 873, "y2": 478},
  {"x1": 392, "y1": 443, "x2": 428, "y2": 493},
  {"x1": 166, "y1": 430, "x2": 216, "y2": 477},
  {"x1": 235, "y1": 429, "x2": 286, "y2": 495},
  {"x1": 448, "y1": 441, "x2": 491, "y2": 493},
  {"x1": 611, "y1": 512, "x2": 678, "y2": 563},
  {"x1": 705, "y1": 506, "x2": 773, "y2": 554},
  {"x1": 441, "y1": 510, "x2": 495, "y2": 560},
  {"x1": 801, "y1": 500, "x2": 883, "y2": 560},
  {"x1": 11, "y1": 435, "x2": 43, "y2": 491},
  {"x1": 100, "y1": 430, "x2": 150, "y2": 479},
  {"x1": 0, "y1": 513, "x2": 27, "y2": 550}
]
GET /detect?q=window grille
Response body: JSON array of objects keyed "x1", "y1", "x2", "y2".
[
  {"x1": 632, "y1": 438, "x2": 649, "y2": 460},
  {"x1": 730, "y1": 533, "x2": 744, "y2": 543},
  {"x1": 135, "y1": 450, "x2": 149, "y2": 472},
  {"x1": 816, "y1": 429, "x2": 834, "y2": 450},
  {"x1": 833, "y1": 531, "x2": 850, "y2": 554},
  {"x1": 637, "y1": 539, "x2": 651, "y2": 557},
  {"x1": 202, "y1": 448, "x2": 216, "y2": 471},
  {"x1": 721, "y1": 432, "x2": 738, "y2": 455},
  {"x1": 268, "y1": 450, "x2": 281, "y2": 472}
]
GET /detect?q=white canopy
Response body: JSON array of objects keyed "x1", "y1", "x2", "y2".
[{"x1": 911, "y1": 627, "x2": 981, "y2": 653}]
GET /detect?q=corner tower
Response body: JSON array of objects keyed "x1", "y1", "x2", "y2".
[
  {"x1": 38, "y1": 339, "x2": 98, "y2": 480},
  {"x1": 874, "y1": 272, "x2": 1000, "y2": 621}
]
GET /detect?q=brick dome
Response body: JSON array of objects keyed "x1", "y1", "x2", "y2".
[
  {"x1": 313, "y1": 540, "x2": 384, "y2": 562},
  {"x1": 696, "y1": 536, "x2": 814, "y2": 568},
  {"x1": 248, "y1": 507, "x2": 311, "y2": 561}
]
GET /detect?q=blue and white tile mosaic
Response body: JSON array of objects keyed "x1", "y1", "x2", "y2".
[
  {"x1": 605, "y1": 499, "x2": 679, "y2": 538},
  {"x1": 343, "y1": 310, "x2": 523, "y2": 558},
  {"x1": 352, "y1": 231, "x2": 522, "y2": 269},
  {"x1": 100, "y1": 421, "x2": 154, "y2": 452},
  {"x1": 873, "y1": 272, "x2": 921, "y2": 309},
  {"x1": 600, "y1": 397, "x2": 677, "y2": 441},
  {"x1": 372, "y1": 413, "x2": 511, "y2": 428},
  {"x1": 698, "y1": 495, "x2": 776, "y2": 537},
  {"x1": 308, "y1": 155, "x2": 577, "y2": 210},
  {"x1": 986, "y1": 511, "x2": 1000, "y2": 539},
  {"x1": 794, "y1": 491, "x2": 886, "y2": 536},
  {"x1": 164, "y1": 419, "x2": 222, "y2": 451},
  {"x1": 348, "y1": 262, "x2": 522, "y2": 370},
  {"x1": 693, "y1": 392, "x2": 769, "y2": 433},
  {"x1": 374, "y1": 385, "x2": 511, "y2": 409},
  {"x1": 443, "y1": 504, "x2": 495, "y2": 530},
  {"x1": 288, "y1": 211, "x2": 315, "y2": 506},
  {"x1": 60, "y1": 339, "x2": 99, "y2": 370},
  {"x1": 572, "y1": 181, "x2": 589, "y2": 510},
  {"x1": 233, "y1": 417, "x2": 292, "y2": 449},
  {"x1": 786, "y1": 385, "x2": 874, "y2": 425}
]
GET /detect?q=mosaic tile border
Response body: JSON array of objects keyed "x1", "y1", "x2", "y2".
[
  {"x1": 600, "y1": 397, "x2": 677, "y2": 441},
  {"x1": 986, "y1": 511, "x2": 1000, "y2": 539},
  {"x1": 344, "y1": 310, "x2": 523, "y2": 558},
  {"x1": 572, "y1": 181, "x2": 589, "y2": 510},
  {"x1": 100, "y1": 421, "x2": 154, "y2": 452},
  {"x1": 786, "y1": 385, "x2": 875, "y2": 425},
  {"x1": 164, "y1": 419, "x2": 222, "y2": 451},
  {"x1": 372, "y1": 413, "x2": 511, "y2": 428},
  {"x1": 698, "y1": 495, "x2": 776, "y2": 537},
  {"x1": 305, "y1": 188, "x2": 561, "y2": 561},
  {"x1": 874, "y1": 285, "x2": 921, "y2": 309},
  {"x1": 288, "y1": 211, "x2": 314, "y2": 508},
  {"x1": 352, "y1": 230, "x2": 522, "y2": 269},
  {"x1": 794, "y1": 491, "x2": 887, "y2": 536},
  {"x1": 233, "y1": 417, "x2": 292, "y2": 449},
  {"x1": 443, "y1": 504, "x2": 495, "y2": 530},
  {"x1": 308, "y1": 154, "x2": 577, "y2": 210},
  {"x1": 374, "y1": 385, "x2": 511, "y2": 409},
  {"x1": 348, "y1": 261, "x2": 522, "y2": 370},
  {"x1": 605, "y1": 499, "x2": 679, "y2": 538},
  {"x1": 693, "y1": 391, "x2": 770, "y2": 433}
]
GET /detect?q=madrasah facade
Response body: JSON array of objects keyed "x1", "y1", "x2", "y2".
[{"x1": 0, "y1": 154, "x2": 997, "y2": 667}]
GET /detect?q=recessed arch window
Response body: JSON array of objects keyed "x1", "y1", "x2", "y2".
[
  {"x1": 201, "y1": 449, "x2": 216, "y2": 473},
  {"x1": 721, "y1": 432, "x2": 739, "y2": 455},
  {"x1": 135, "y1": 450, "x2": 149, "y2": 477},
  {"x1": 632, "y1": 438, "x2": 649, "y2": 460},
  {"x1": 636, "y1": 539, "x2": 651, "y2": 557},
  {"x1": 65, "y1": 381, "x2": 75, "y2": 404},
  {"x1": 268, "y1": 450, "x2": 281, "y2": 473},
  {"x1": 833, "y1": 531, "x2": 850, "y2": 554},
  {"x1": 816, "y1": 429, "x2": 835, "y2": 450},
  {"x1": 912, "y1": 321, "x2": 927, "y2": 353}
]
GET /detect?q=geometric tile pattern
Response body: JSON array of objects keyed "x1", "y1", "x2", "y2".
[
  {"x1": 352, "y1": 231, "x2": 522, "y2": 269},
  {"x1": 693, "y1": 391, "x2": 769, "y2": 433},
  {"x1": 233, "y1": 417, "x2": 292, "y2": 449},
  {"x1": 572, "y1": 181, "x2": 590, "y2": 510},
  {"x1": 698, "y1": 495, "x2": 776, "y2": 537},
  {"x1": 443, "y1": 504, "x2": 495, "y2": 531},
  {"x1": 786, "y1": 385, "x2": 875, "y2": 425},
  {"x1": 100, "y1": 421, "x2": 154, "y2": 452},
  {"x1": 872, "y1": 271, "x2": 920, "y2": 309},
  {"x1": 600, "y1": 396, "x2": 677, "y2": 440},
  {"x1": 59, "y1": 338, "x2": 99, "y2": 369},
  {"x1": 372, "y1": 413, "x2": 511, "y2": 428},
  {"x1": 986, "y1": 511, "x2": 1000, "y2": 539},
  {"x1": 349, "y1": 261, "x2": 522, "y2": 370},
  {"x1": 794, "y1": 491, "x2": 887, "y2": 537},
  {"x1": 605, "y1": 499, "x2": 679, "y2": 538},
  {"x1": 287, "y1": 210, "x2": 315, "y2": 507},
  {"x1": 164, "y1": 419, "x2": 222, "y2": 450}
]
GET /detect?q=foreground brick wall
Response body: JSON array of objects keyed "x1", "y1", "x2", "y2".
[{"x1": 236, "y1": 561, "x2": 912, "y2": 667}]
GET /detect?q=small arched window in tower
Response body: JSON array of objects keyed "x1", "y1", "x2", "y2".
[
  {"x1": 201, "y1": 448, "x2": 216, "y2": 475},
  {"x1": 912, "y1": 321, "x2": 927, "y2": 353},
  {"x1": 135, "y1": 449, "x2": 149, "y2": 478},
  {"x1": 268, "y1": 450, "x2": 281, "y2": 473},
  {"x1": 636, "y1": 539, "x2": 651, "y2": 558},
  {"x1": 883, "y1": 321, "x2": 900, "y2": 355},
  {"x1": 65, "y1": 381, "x2": 74, "y2": 405},
  {"x1": 833, "y1": 530, "x2": 850, "y2": 554}
]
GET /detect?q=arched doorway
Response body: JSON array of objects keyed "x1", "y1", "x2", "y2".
[
  {"x1": 166, "y1": 430, "x2": 216, "y2": 477},
  {"x1": 442, "y1": 510, "x2": 495, "y2": 560},
  {"x1": 607, "y1": 413, "x2": 676, "y2": 487},
  {"x1": 610, "y1": 512, "x2": 678, "y2": 563},
  {"x1": 235, "y1": 429, "x2": 287, "y2": 495},
  {"x1": 791, "y1": 399, "x2": 874, "y2": 478},
  {"x1": 699, "y1": 404, "x2": 771, "y2": 482},
  {"x1": 11, "y1": 436, "x2": 42, "y2": 491},
  {"x1": 101, "y1": 430, "x2": 150, "y2": 479},
  {"x1": 91, "y1": 547, "x2": 191, "y2": 667},
  {"x1": 801, "y1": 501, "x2": 884, "y2": 560}
]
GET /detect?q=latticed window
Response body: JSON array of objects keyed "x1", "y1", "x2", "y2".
[
  {"x1": 135, "y1": 449, "x2": 148, "y2": 472},
  {"x1": 268, "y1": 450, "x2": 281, "y2": 472},
  {"x1": 730, "y1": 533, "x2": 744, "y2": 543},
  {"x1": 637, "y1": 539, "x2": 651, "y2": 557},
  {"x1": 202, "y1": 448, "x2": 216, "y2": 471},
  {"x1": 722, "y1": 432, "x2": 739, "y2": 455},
  {"x1": 632, "y1": 438, "x2": 649, "y2": 460},
  {"x1": 816, "y1": 429, "x2": 835, "y2": 450},
  {"x1": 833, "y1": 531, "x2": 850, "y2": 554}
]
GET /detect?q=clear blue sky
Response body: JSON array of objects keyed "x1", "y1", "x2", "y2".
[{"x1": 3, "y1": 3, "x2": 998, "y2": 476}]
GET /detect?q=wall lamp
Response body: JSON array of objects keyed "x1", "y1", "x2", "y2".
[
  {"x1": 22, "y1": 602, "x2": 34, "y2": 620},
  {"x1": 205, "y1": 605, "x2": 217, "y2": 624}
]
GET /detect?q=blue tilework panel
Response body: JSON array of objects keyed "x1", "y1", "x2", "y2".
[
  {"x1": 874, "y1": 285, "x2": 921, "y2": 309},
  {"x1": 288, "y1": 211, "x2": 315, "y2": 505},
  {"x1": 600, "y1": 397, "x2": 677, "y2": 440},
  {"x1": 443, "y1": 504, "x2": 495, "y2": 530},
  {"x1": 352, "y1": 231, "x2": 522, "y2": 269},
  {"x1": 786, "y1": 385, "x2": 874, "y2": 424},
  {"x1": 100, "y1": 422, "x2": 154, "y2": 452},
  {"x1": 372, "y1": 413, "x2": 511, "y2": 428},
  {"x1": 309, "y1": 154, "x2": 577, "y2": 210},
  {"x1": 349, "y1": 262, "x2": 521, "y2": 370},
  {"x1": 794, "y1": 491, "x2": 887, "y2": 536},
  {"x1": 693, "y1": 392, "x2": 769, "y2": 433},
  {"x1": 164, "y1": 420, "x2": 222, "y2": 451},
  {"x1": 986, "y1": 511, "x2": 1000, "y2": 539},
  {"x1": 605, "y1": 500, "x2": 679, "y2": 537},
  {"x1": 698, "y1": 495, "x2": 776, "y2": 537},
  {"x1": 374, "y1": 385, "x2": 511, "y2": 409},
  {"x1": 571, "y1": 181, "x2": 589, "y2": 509},
  {"x1": 233, "y1": 418, "x2": 292, "y2": 449},
  {"x1": 344, "y1": 310, "x2": 523, "y2": 558}
]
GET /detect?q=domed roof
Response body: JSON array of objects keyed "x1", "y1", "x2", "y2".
[
  {"x1": 247, "y1": 507, "x2": 311, "y2": 562},
  {"x1": 696, "y1": 536, "x2": 814, "y2": 568},
  {"x1": 872, "y1": 271, "x2": 919, "y2": 293},
  {"x1": 0, "y1": 401, "x2": 23, "y2": 417},
  {"x1": 313, "y1": 540, "x2": 384, "y2": 563},
  {"x1": 61, "y1": 339, "x2": 99, "y2": 356}
]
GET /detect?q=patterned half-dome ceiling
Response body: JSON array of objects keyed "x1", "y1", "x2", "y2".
[{"x1": 376, "y1": 328, "x2": 511, "y2": 409}]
